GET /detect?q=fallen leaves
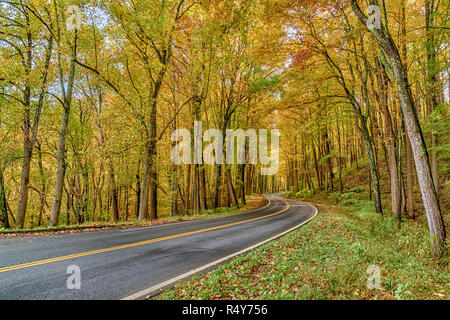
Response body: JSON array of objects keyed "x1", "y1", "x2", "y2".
[{"x1": 153, "y1": 204, "x2": 450, "y2": 301}]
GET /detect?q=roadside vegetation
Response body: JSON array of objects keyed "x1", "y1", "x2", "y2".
[
  {"x1": 0, "y1": 195, "x2": 267, "y2": 236},
  {"x1": 156, "y1": 196, "x2": 449, "y2": 300},
  {"x1": 156, "y1": 162, "x2": 449, "y2": 300}
]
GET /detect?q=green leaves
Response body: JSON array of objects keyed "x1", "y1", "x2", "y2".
[{"x1": 249, "y1": 75, "x2": 280, "y2": 95}]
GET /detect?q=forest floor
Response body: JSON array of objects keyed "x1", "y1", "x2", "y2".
[
  {"x1": 0, "y1": 195, "x2": 268, "y2": 237},
  {"x1": 154, "y1": 192, "x2": 449, "y2": 300}
]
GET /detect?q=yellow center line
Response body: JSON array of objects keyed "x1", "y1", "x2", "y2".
[{"x1": 0, "y1": 198, "x2": 291, "y2": 274}]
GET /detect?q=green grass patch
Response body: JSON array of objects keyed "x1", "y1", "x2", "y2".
[{"x1": 155, "y1": 198, "x2": 449, "y2": 300}]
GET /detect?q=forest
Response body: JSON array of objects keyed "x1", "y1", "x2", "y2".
[{"x1": 0, "y1": 0, "x2": 448, "y2": 261}]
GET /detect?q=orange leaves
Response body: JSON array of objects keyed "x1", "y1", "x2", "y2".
[{"x1": 290, "y1": 40, "x2": 313, "y2": 70}]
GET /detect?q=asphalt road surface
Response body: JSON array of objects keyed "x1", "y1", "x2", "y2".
[{"x1": 0, "y1": 194, "x2": 317, "y2": 300}]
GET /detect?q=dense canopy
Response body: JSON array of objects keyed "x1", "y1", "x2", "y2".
[{"x1": 0, "y1": 0, "x2": 448, "y2": 259}]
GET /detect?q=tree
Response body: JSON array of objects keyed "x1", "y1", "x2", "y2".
[
  {"x1": 0, "y1": 1, "x2": 54, "y2": 228},
  {"x1": 49, "y1": 0, "x2": 79, "y2": 227},
  {"x1": 350, "y1": 0, "x2": 446, "y2": 259}
]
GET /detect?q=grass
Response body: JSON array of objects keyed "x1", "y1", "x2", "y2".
[{"x1": 155, "y1": 193, "x2": 449, "y2": 300}]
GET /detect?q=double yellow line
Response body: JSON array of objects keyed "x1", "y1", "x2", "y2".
[{"x1": 0, "y1": 198, "x2": 290, "y2": 274}]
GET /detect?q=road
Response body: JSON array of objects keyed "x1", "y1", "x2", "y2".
[{"x1": 0, "y1": 194, "x2": 317, "y2": 300}]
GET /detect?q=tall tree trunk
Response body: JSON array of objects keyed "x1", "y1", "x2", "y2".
[
  {"x1": 351, "y1": 0, "x2": 446, "y2": 258},
  {"x1": 16, "y1": 28, "x2": 53, "y2": 228},
  {"x1": 375, "y1": 58, "x2": 400, "y2": 215},
  {"x1": 312, "y1": 145, "x2": 321, "y2": 189},
  {"x1": 363, "y1": 125, "x2": 383, "y2": 214},
  {"x1": 239, "y1": 163, "x2": 246, "y2": 205},
  {"x1": 177, "y1": 184, "x2": 185, "y2": 212},
  {"x1": 226, "y1": 167, "x2": 239, "y2": 207},
  {"x1": 199, "y1": 165, "x2": 208, "y2": 211},
  {"x1": 16, "y1": 136, "x2": 32, "y2": 228},
  {"x1": 324, "y1": 131, "x2": 334, "y2": 192},
  {"x1": 109, "y1": 164, "x2": 119, "y2": 222},
  {"x1": 49, "y1": 27, "x2": 78, "y2": 227},
  {"x1": 49, "y1": 107, "x2": 71, "y2": 227},
  {"x1": 212, "y1": 163, "x2": 221, "y2": 208},
  {"x1": 139, "y1": 76, "x2": 161, "y2": 221},
  {"x1": 36, "y1": 142, "x2": 47, "y2": 227},
  {"x1": 400, "y1": 0, "x2": 415, "y2": 220},
  {"x1": 135, "y1": 171, "x2": 141, "y2": 219},
  {"x1": 170, "y1": 171, "x2": 178, "y2": 216},
  {"x1": 0, "y1": 169, "x2": 10, "y2": 228},
  {"x1": 336, "y1": 117, "x2": 343, "y2": 193},
  {"x1": 139, "y1": 145, "x2": 152, "y2": 220},
  {"x1": 425, "y1": 0, "x2": 440, "y2": 196},
  {"x1": 184, "y1": 164, "x2": 191, "y2": 214},
  {"x1": 170, "y1": 134, "x2": 179, "y2": 216},
  {"x1": 321, "y1": 36, "x2": 382, "y2": 214},
  {"x1": 149, "y1": 166, "x2": 158, "y2": 220},
  {"x1": 64, "y1": 184, "x2": 71, "y2": 225},
  {"x1": 192, "y1": 164, "x2": 200, "y2": 214},
  {"x1": 125, "y1": 185, "x2": 129, "y2": 220},
  {"x1": 294, "y1": 140, "x2": 300, "y2": 193},
  {"x1": 397, "y1": 120, "x2": 405, "y2": 226},
  {"x1": 405, "y1": 134, "x2": 415, "y2": 219}
]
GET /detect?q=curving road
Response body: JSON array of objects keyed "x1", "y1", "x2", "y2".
[{"x1": 0, "y1": 194, "x2": 317, "y2": 300}]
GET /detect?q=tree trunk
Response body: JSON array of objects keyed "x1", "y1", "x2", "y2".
[
  {"x1": 192, "y1": 164, "x2": 200, "y2": 215},
  {"x1": 109, "y1": 165, "x2": 119, "y2": 222},
  {"x1": 363, "y1": 125, "x2": 383, "y2": 214},
  {"x1": 135, "y1": 171, "x2": 141, "y2": 219},
  {"x1": 212, "y1": 163, "x2": 221, "y2": 208},
  {"x1": 138, "y1": 146, "x2": 152, "y2": 220},
  {"x1": 324, "y1": 131, "x2": 334, "y2": 192},
  {"x1": 312, "y1": 145, "x2": 321, "y2": 189},
  {"x1": 36, "y1": 142, "x2": 47, "y2": 227},
  {"x1": 240, "y1": 164, "x2": 246, "y2": 205},
  {"x1": 125, "y1": 186, "x2": 129, "y2": 220},
  {"x1": 49, "y1": 28, "x2": 78, "y2": 227},
  {"x1": 405, "y1": 134, "x2": 415, "y2": 219},
  {"x1": 226, "y1": 167, "x2": 239, "y2": 207},
  {"x1": 15, "y1": 30, "x2": 53, "y2": 228},
  {"x1": 351, "y1": 0, "x2": 446, "y2": 258},
  {"x1": 375, "y1": 58, "x2": 400, "y2": 215},
  {"x1": 184, "y1": 164, "x2": 191, "y2": 214},
  {"x1": 337, "y1": 118, "x2": 343, "y2": 193},
  {"x1": 49, "y1": 107, "x2": 71, "y2": 227},
  {"x1": 149, "y1": 167, "x2": 158, "y2": 220},
  {"x1": 425, "y1": 0, "x2": 440, "y2": 196},
  {"x1": 199, "y1": 165, "x2": 208, "y2": 210},
  {"x1": 0, "y1": 169, "x2": 10, "y2": 228}
]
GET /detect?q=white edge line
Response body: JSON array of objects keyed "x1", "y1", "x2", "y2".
[{"x1": 121, "y1": 196, "x2": 318, "y2": 300}]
